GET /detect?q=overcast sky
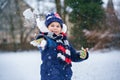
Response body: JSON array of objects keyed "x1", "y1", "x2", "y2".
[
  {"x1": 24, "y1": 0, "x2": 119, "y2": 10},
  {"x1": 102, "y1": 0, "x2": 119, "y2": 9},
  {"x1": 24, "y1": 0, "x2": 120, "y2": 17}
]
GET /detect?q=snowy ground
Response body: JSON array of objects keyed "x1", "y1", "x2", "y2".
[{"x1": 0, "y1": 50, "x2": 120, "y2": 80}]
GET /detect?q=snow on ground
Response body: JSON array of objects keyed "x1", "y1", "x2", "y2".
[{"x1": 0, "y1": 50, "x2": 120, "y2": 80}]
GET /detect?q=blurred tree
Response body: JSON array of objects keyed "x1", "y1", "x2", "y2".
[
  {"x1": 83, "y1": 0, "x2": 120, "y2": 50},
  {"x1": 65, "y1": 0, "x2": 105, "y2": 49},
  {"x1": 0, "y1": 0, "x2": 34, "y2": 51},
  {"x1": 55, "y1": 0, "x2": 61, "y2": 15},
  {"x1": 55, "y1": 0, "x2": 67, "y2": 23},
  {"x1": 14, "y1": 0, "x2": 34, "y2": 50},
  {"x1": 115, "y1": 0, "x2": 120, "y2": 19},
  {"x1": 14, "y1": 0, "x2": 24, "y2": 50},
  {"x1": 9, "y1": 11, "x2": 16, "y2": 51}
]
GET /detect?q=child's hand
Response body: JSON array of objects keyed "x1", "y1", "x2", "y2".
[
  {"x1": 30, "y1": 38, "x2": 44, "y2": 47},
  {"x1": 80, "y1": 47, "x2": 88, "y2": 59}
]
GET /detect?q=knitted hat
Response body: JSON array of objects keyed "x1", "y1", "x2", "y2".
[
  {"x1": 36, "y1": 12, "x2": 67, "y2": 33},
  {"x1": 45, "y1": 12, "x2": 63, "y2": 28}
]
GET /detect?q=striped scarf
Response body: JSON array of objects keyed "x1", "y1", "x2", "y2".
[{"x1": 41, "y1": 32, "x2": 72, "y2": 64}]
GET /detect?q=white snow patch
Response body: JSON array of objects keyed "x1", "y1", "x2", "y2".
[{"x1": 0, "y1": 50, "x2": 120, "y2": 80}]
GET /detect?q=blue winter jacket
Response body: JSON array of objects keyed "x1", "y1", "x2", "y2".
[{"x1": 38, "y1": 36, "x2": 88, "y2": 80}]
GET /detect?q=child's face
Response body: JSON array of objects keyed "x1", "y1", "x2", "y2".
[{"x1": 47, "y1": 22, "x2": 62, "y2": 35}]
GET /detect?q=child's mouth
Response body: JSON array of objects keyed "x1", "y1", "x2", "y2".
[{"x1": 52, "y1": 31, "x2": 57, "y2": 33}]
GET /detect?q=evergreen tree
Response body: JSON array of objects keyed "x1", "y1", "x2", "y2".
[{"x1": 65, "y1": 0, "x2": 105, "y2": 49}]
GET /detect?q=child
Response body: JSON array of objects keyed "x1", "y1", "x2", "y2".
[{"x1": 30, "y1": 12, "x2": 89, "y2": 80}]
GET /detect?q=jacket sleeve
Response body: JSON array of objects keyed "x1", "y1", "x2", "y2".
[{"x1": 69, "y1": 45, "x2": 89, "y2": 62}]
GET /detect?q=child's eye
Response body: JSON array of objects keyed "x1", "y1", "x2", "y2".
[
  {"x1": 56, "y1": 26, "x2": 60, "y2": 28},
  {"x1": 51, "y1": 25, "x2": 54, "y2": 27}
]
